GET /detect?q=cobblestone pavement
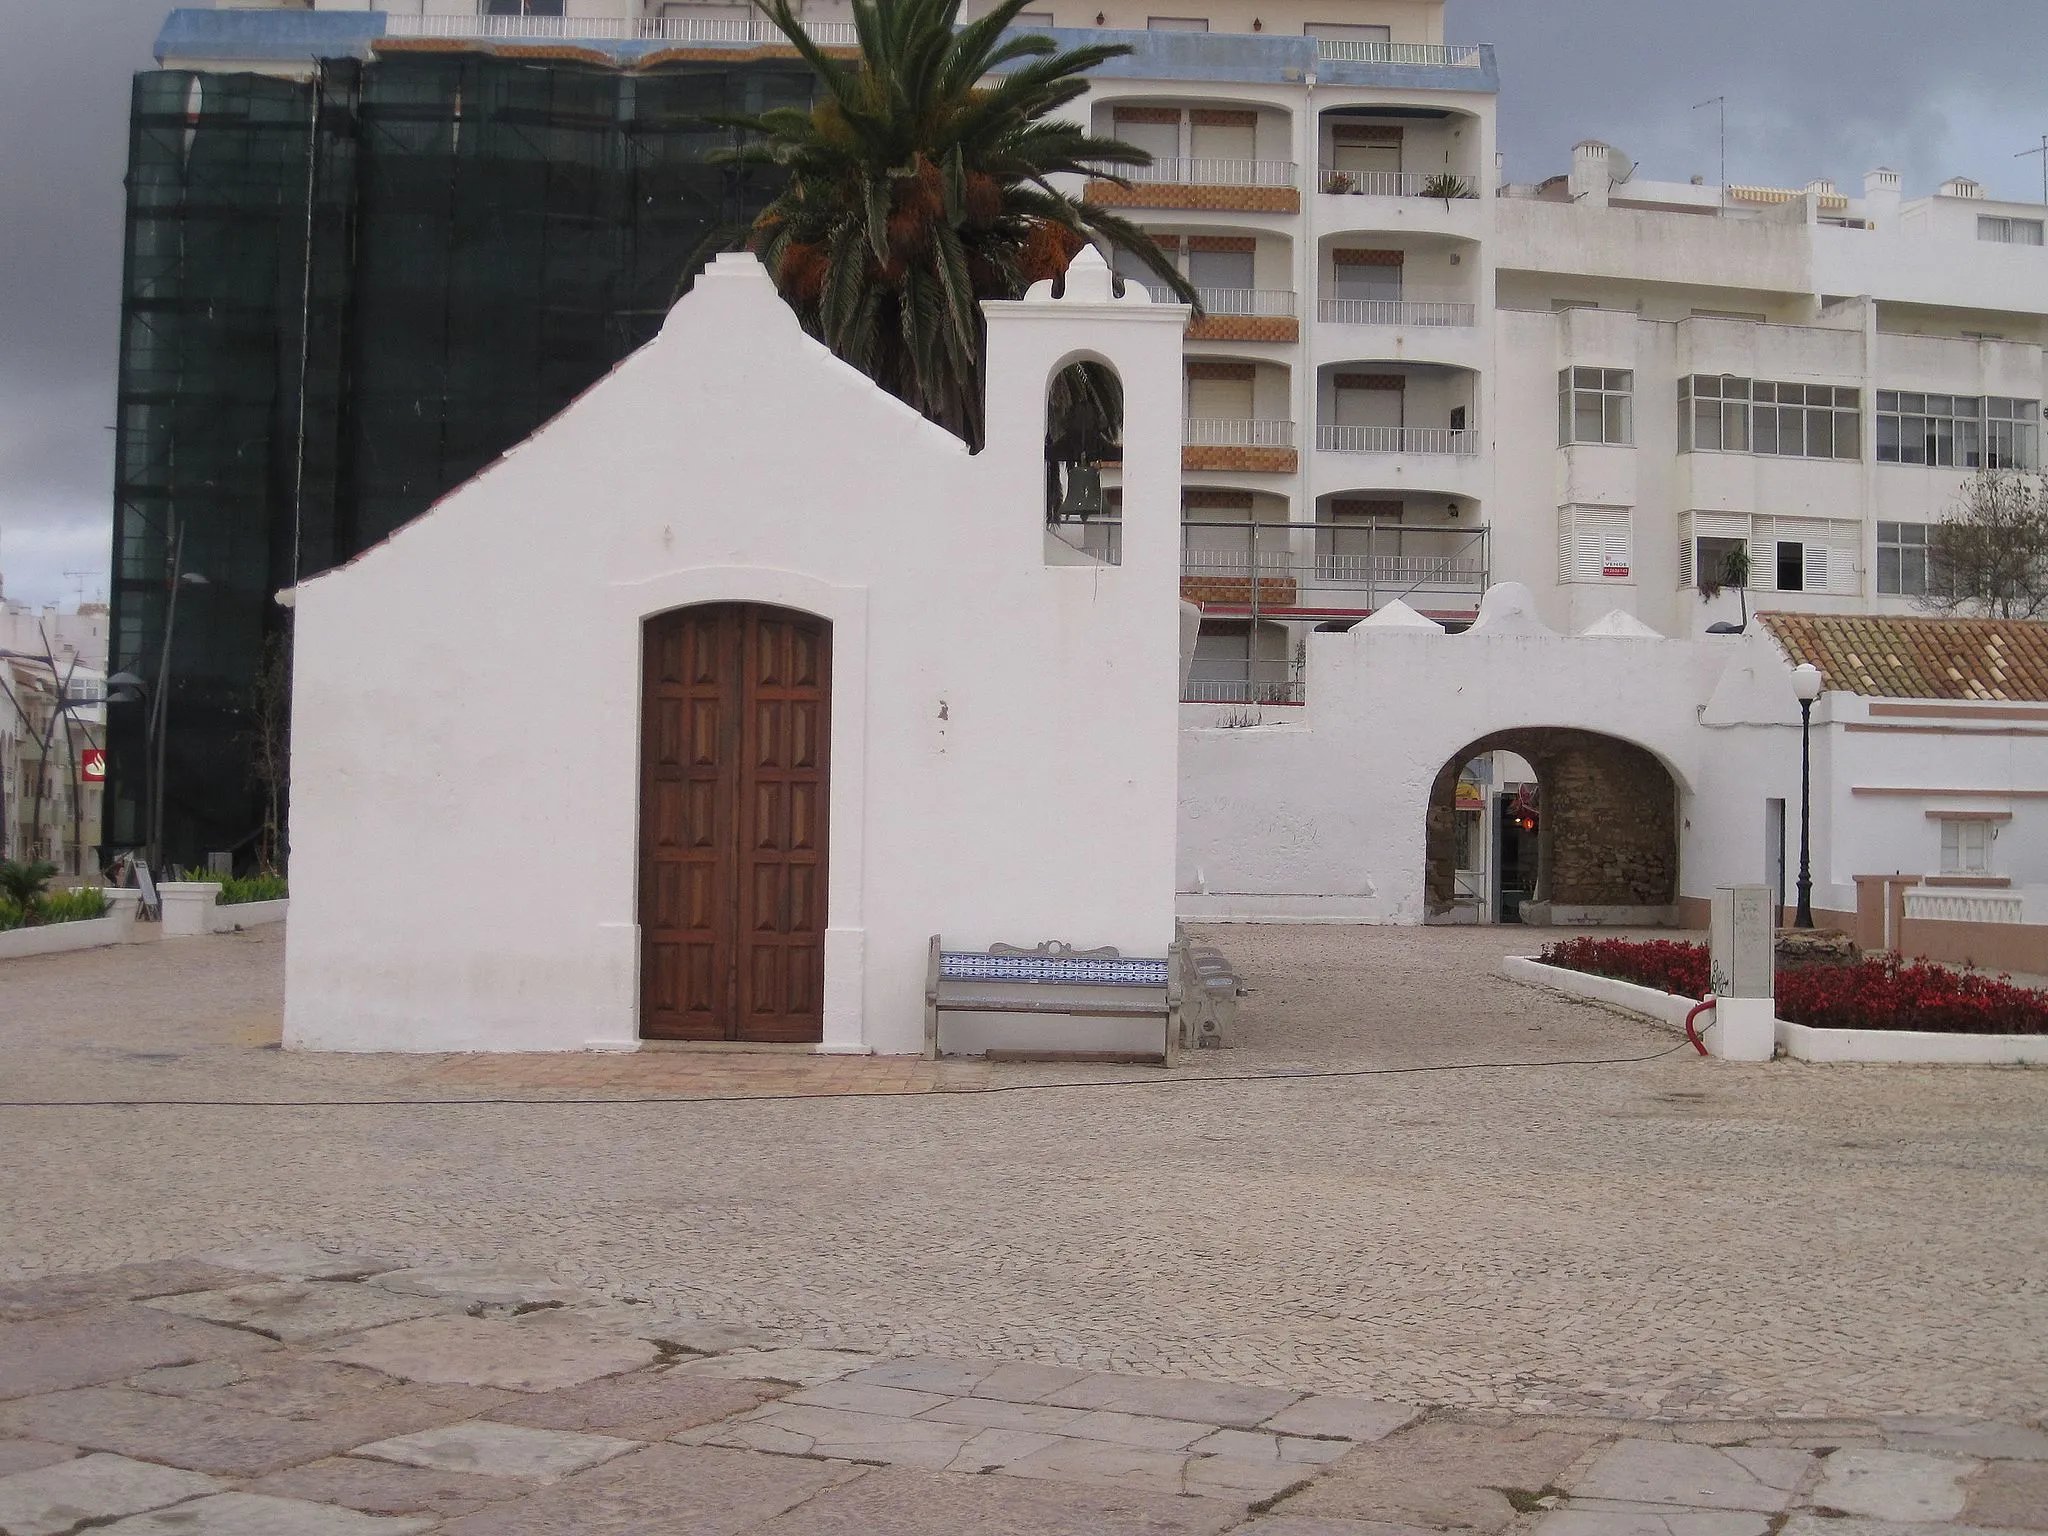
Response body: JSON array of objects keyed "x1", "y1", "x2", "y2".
[
  {"x1": 2, "y1": 924, "x2": 2046, "y2": 1427},
  {"x1": 0, "y1": 1254, "x2": 2042, "y2": 1535}
]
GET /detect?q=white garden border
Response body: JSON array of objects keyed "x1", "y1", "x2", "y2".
[
  {"x1": 0, "y1": 890, "x2": 142, "y2": 961},
  {"x1": 160, "y1": 882, "x2": 288, "y2": 937},
  {"x1": 1502, "y1": 955, "x2": 2048, "y2": 1065}
]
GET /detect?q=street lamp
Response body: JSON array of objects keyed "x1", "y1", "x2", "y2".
[
  {"x1": 106, "y1": 556, "x2": 207, "y2": 871},
  {"x1": 1790, "y1": 661, "x2": 1825, "y2": 930}
]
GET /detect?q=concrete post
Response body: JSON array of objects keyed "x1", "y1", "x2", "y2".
[
  {"x1": 159, "y1": 881, "x2": 220, "y2": 938},
  {"x1": 104, "y1": 888, "x2": 143, "y2": 942}
]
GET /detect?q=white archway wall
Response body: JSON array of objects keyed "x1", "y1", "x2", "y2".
[{"x1": 1177, "y1": 625, "x2": 1726, "y2": 922}]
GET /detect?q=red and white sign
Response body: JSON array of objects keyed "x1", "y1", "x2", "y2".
[
  {"x1": 1602, "y1": 564, "x2": 1632, "y2": 579},
  {"x1": 81, "y1": 748, "x2": 107, "y2": 783}
]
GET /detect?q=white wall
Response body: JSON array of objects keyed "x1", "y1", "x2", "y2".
[{"x1": 285, "y1": 251, "x2": 1187, "y2": 1053}]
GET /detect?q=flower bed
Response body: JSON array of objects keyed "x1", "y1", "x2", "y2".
[
  {"x1": 1538, "y1": 938, "x2": 2048, "y2": 1036},
  {"x1": 185, "y1": 871, "x2": 288, "y2": 905},
  {"x1": 0, "y1": 886, "x2": 109, "y2": 932}
]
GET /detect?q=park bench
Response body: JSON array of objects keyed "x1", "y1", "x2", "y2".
[{"x1": 924, "y1": 937, "x2": 1186, "y2": 1065}]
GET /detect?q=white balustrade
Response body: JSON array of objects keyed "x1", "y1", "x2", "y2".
[
  {"x1": 1183, "y1": 418, "x2": 1295, "y2": 448},
  {"x1": 1318, "y1": 297, "x2": 1476, "y2": 327},
  {"x1": 1313, "y1": 40, "x2": 1485, "y2": 67},
  {"x1": 1317, "y1": 424, "x2": 1478, "y2": 456}
]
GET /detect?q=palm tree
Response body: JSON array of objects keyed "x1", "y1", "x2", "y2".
[{"x1": 711, "y1": 0, "x2": 1197, "y2": 448}]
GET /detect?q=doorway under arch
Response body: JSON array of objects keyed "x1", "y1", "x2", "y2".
[{"x1": 1425, "y1": 728, "x2": 1679, "y2": 926}]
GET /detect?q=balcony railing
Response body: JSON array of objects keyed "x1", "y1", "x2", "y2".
[
  {"x1": 1184, "y1": 418, "x2": 1295, "y2": 448},
  {"x1": 386, "y1": 13, "x2": 860, "y2": 43},
  {"x1": 1317, "y1": 425, "x2": 1479, "y2": 456},
  {"x1": 1314, "y1": 39, "x2": 1486, "y2": 67},
  {"x1": 1123, "y1": 158, "x2": 1299, "y2": 189},
  {"x1": 1183, "y1": 661, "x2": 1305, "y2": 707},
  {"x1": 1318, "y1": 297, "x2": 1477, "y2": 328},
  {"x1": 1182, "y1": 519, "x2": 1490, "y2": 619},
  {"x1": 1318, "y1": 169, "x2": 1479, "y2": 199},
  {"x1": 1151, "y1": 286, "x2": 1297, "y2": 317}
]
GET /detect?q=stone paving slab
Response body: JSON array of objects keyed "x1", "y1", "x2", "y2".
[
  {"x1": 1780, "y1": 1519, "x2": 2026, "y2": 1536},
  {"x1": 1235, "y1": 1520, "x2": 1451, "y2": 1536},
  {"x1": 1882, "y1": 1422, "x2": 2048, "y2": 1462},
  {"x1": 0, "y1": 1262, "x2": 250, "y2": 1323},
  {"x1": 690, "y1": 1403, "x2": 985, "y2": 1470},
  {"x1": 199, "y1": 1244, "x2": 404, "y2": 1283},
  {"x1": 672, "y1": 1347, "x2": 877, "y2": 1388},
  {"x1": 1533, "y1": 1511, "x2": 1775, "y2": 1536},
  {"x1": 0, "y1": 1451, "x2": 220, "y2": 1536},
  {"x1": 747, "y1": 1462, "x2": 1248, "y2": 1535},
  {"x1": 352, "y1": 1421, "x2": 639, "y2": 1483},
  {"x1": 1961, "y1": 1458, "x2": 2048, "y2": 1529},
  {"x1": 1278, "y1": 1421, "x2": 1610, "y2": 1532},
  {"x1": 1263, "y1": 1397, "x2": 1423, "y2": 1443},
  {"x1": 248, "y1": 1456, "x2": 539, "y2": 1520},
  {"x1": 1571, "y1": 1440, "x2": 1813, "y2": 1513},
  {"x1": 370, "y1": 1265, "x2": 582, "y2": 1308},
  {"x1": 1037, "y1": 1372, "x2": 1303, "y2": 1428},
  {"x1": 145, "y1": 1281, "x2": 457, "y2": 1344},
  {"x1": 97, "y1": 1490, "x2": 436, "y2": 1534},
  {"x1": 0, "y1": 1439, "x2": 78, "y2": 1476},
  {"x1": 0, "y1": 1303, "x2": 274, "y2": 1400},
  {"x1": 1188, "y1": 1427, "x2": 1352, "y2": 1465},
  {"x1": 319, "y1": 1314, "x2": 661, "y2": 1393},
  {"x1": 1815, "y1": 1449, "x2": 1977, "y2": 1522},
  {"x1": 433, "y1": 1443, "x2": 864, "y2": 1535},
  {"x1": 998, "y1": 1435, "x2": 1195, "y2": 1496},
  {"x1": 482, "y1": 1366, "x2": 786, "y2": 1440}
]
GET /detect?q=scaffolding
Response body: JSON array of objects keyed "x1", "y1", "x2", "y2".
[{"x1": 109, "y1": 53, "x2": 809, "y2": 866}]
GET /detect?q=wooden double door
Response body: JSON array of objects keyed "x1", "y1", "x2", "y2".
[{"x1": 639, "y1": 604, "x2": 829, "y2": 1042}]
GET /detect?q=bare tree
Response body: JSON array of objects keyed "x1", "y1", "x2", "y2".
[
  {"x1": 1921, "y1": 471, "x2": 2048, "y2": 620},
  {"x1": 245, "y1": 625, "x2": 292, "y2": 874}
]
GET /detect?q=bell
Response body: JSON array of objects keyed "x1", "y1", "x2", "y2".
[{"x1": 1056, "y1": 463, "x2": 1105, "y2": 520}]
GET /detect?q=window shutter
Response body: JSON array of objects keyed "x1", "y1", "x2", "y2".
[
  {"x1": 1803, "y1": 544, "x2": 1828, "y2": 592},
  {"x1": 1559, "y1": 506, "x2": 1631, "y2": 583}
]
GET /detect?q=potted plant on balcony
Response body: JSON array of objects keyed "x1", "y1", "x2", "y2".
[
  {"x1": 1421, "y1": 172, "x2": 1474, "y2": 207},
  {"x1": 1322, "y1": 169, "x2": 1357, "y2": 195},
  {"x1": 1698, "y1": 545, "x2": 1752, "y2": 633}
]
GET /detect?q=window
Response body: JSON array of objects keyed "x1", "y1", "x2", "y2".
[
  {"x1": 1940, "y1": 819, "x2": 1992, "y2": 874},
  {"x1": 1187, "y1": 246, "x2": 1254, "y2": 292},
  {"x1": 1681, "y1": 513, "x2": 1859, "y2": 594},
  {"x1": 1978, "y1": 216, "x2": 2045, "y2": 246},
  {"x1": 1013, "y1": 10, "x2": 1055, "y2": 21},
  {"x1": 1678, "y1": 375, "x2": 1750, "y2": 453},
  {"x1": 1557, "y1": 506, "x2": 1632, "y2": 583},
  {"x1": 487, "y1": 0, "x2": 565, "y2": 13},
  {"x1": 1307, "y1": 23, "x2": 1391, "y2": 40},
  {"x1": 1877, "y1": 521, "x2": 1932, "y2": 595},
  {"x1": 1147, "y1": 16, "x2": 1210, "y2": 29},
  {"x1": 1752, "y1": 381, "x2": 1860, "y2": 460},
  {"x1": 1986, "y1": 397, "x2": 2040, "y2": 470},
  {"x1": 1558, "y1": 367, "x2": 1633, "y2": 446},
  {"x1": 1332, "y1": 251, "x2": 1402, "y2": 302},
  {"x1": 1877, "y1": 393, "x2": 2040, "y2": 469}
]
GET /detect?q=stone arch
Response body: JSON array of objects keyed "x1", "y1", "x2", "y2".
[{"x1": 1425, "y1": 728, "x2": 1680, "y2": 925}]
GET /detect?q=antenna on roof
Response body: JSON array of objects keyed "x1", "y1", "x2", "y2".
[
  {"x1": 2018, "y1": 134, "x2": 2048, "y2": 205},
  {"x1": 1694, "y1": 96, "x2": 1726, "y2": 194}
]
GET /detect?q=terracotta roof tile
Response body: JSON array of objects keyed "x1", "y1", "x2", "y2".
[{"x1": 1758, "y1": 612, "x2": 2048, "y2": 702}]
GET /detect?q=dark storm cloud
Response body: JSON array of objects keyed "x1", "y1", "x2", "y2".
[
  {"x1": 1450, "y1": 0, "x2": 2048, "y2": 200},
  {"x1": 0, "y1": 2, "x2": 2043, "y2": 606}
]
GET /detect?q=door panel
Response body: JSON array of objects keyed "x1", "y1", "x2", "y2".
[{"x1": 640, "y1": 604, "x2": 829, "y2": 1042}]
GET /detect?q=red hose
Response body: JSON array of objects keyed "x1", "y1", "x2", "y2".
[{"x1": 1684, "y1": 996, "x2": 1716, "y2": 1056}]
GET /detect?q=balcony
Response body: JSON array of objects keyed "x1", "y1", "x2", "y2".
[
  {"x1": 383, "y1": 13, "x2": 860, "y2": 44},
  {"x1": 1183, "y1": 660, "x2": 1305, "y2": 707},
  {"x1": 1126, "y1": 158, "x2": 1298, "y2": 190},
  {"x1": 1183, "y1": 418, "x2": 1297, "y2": 473},
  {"x1": 1317, "y1": 425, "x2": 1478, "y2": 456},
  {"x1": 1153, "y1": 286, "x2": 1299, "y2": 343},
  {"x1": 1182, "y1": 519, "x2": 1491, "y2": 621},
  {"x1": 1087, "y1": 158, "x2": 1301, "y2": 216},
  {"x1": 1318, "y1": 170, "x2": 1479, "y2": 200},
  {"x1": 1312, "y1": 39, "x2": 1487, "y2": 68},
  {"x1": 1318, "y1": 297, "x2": 1476, "y2": 327}
]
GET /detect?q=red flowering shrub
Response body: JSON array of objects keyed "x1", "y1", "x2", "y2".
[
  {"x1": 1539, "y1": 938, "x2": 2048, "y2": 1035},
  {"x1": 1539, "y1": 938, "x2": 1710, "y2": 999},
  {"x1": 1775, "y1": 956, "x2": 2048, "y2": 1035}
]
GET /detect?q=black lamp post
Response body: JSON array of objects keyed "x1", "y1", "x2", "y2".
[
  {"x1": 1790, "y1": 661, "x2": 1824, "y2": 929},
  {"x1": 106, "y1": 526, "x2": 207, "y2": 871}
]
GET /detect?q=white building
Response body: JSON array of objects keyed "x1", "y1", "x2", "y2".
[{"x1": 0, "y1": 583, "x2": 110, "y2": 873}]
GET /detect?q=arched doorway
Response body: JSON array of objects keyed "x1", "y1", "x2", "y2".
[
  {"x1": 639, "y1": 603, "x2": 830, "y2": 1041},
  {"x1": 1425, "y1": 729, "x2": 1679, "y2": 926}
]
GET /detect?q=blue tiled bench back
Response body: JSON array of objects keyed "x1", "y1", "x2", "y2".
[{"x1": 941, "y1": 952, "x2": 1169, "y2": 986}]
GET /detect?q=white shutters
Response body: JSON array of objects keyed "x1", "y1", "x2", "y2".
[
  {"x1": 1755, "y1": 516, "x2": 1860, "y2": 594},
  {"x1": 1187, "y1": 375, "x2": 1255, "y2": 420},
  {"x1": 1558, "y1": 506, "x2": 1633, "y2": 583}
]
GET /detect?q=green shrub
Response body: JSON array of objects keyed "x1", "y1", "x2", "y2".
[
  {"x1": 0, "y1": 876, "x2": 107, "y2": 931},
  {"x1": 193, "y1": 871, "x2": 288, "y2": 905}
]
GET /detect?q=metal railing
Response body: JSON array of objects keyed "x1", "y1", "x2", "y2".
[
  {"x1": 1122, "y1": 158, "x2": 1298, "y2": 189},
  {"x1": 1184, "y1": 418, "x2": 1295, "y2": 447},
  {"x1": 1182, "y1": 519, "x2": 1490, "y2": 616},
  {"x1": 1318, "y1": 297, "x2": 1476, "y2": 327},
  {"x1": 387, "y1": 13, "x2": 860, "y2": 43},
  {"x1": 1317, "y1": 424, "x2": 1478, "y2": 456},
  {"x1": 1314, "y1": 39, "x2": 1486, "y2": 67},
  {"x1": 1317, "y1": 169, "x2": 1477, "y2": 199},
  {"x1": 1151, "y1": 286, "x2": 1297, "y2": 317},
  {"x1": 1183, "y1": 661, "x2": 1305, "y2": 706}
]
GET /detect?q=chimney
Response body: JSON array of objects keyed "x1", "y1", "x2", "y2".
[
  {"x1": 1570, "y1": 140, "x2": 1613, "y2": 209},
  {"x1": 1939, "y1": 176, "x2": 1984, "y2": 200},
  {"x1": 1862, "y1": 167, "x2": 1901, "y2": 226}
]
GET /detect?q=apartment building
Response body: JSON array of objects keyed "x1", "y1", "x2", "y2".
[{"x1": 132, "y1": 0, "x2": 2047, "y2": 854}]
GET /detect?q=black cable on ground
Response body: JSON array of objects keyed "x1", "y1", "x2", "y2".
[{"x1": 0, "y1": 1039, "x2": 1697, "y2": 1109}]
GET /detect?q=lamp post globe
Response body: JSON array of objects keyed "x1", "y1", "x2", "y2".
[{"x1": 1790, "y1": 663, "x2": 1824, "y2": 929}]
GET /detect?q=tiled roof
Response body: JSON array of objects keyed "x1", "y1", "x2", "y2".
[{"x1": 1759, "y1": 612, "x2": 2048, "y2": 702}]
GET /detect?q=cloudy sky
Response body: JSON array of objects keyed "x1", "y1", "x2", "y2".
[{"x1": 1, "y1": 0, "x2": 2044, "y2": 609}]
